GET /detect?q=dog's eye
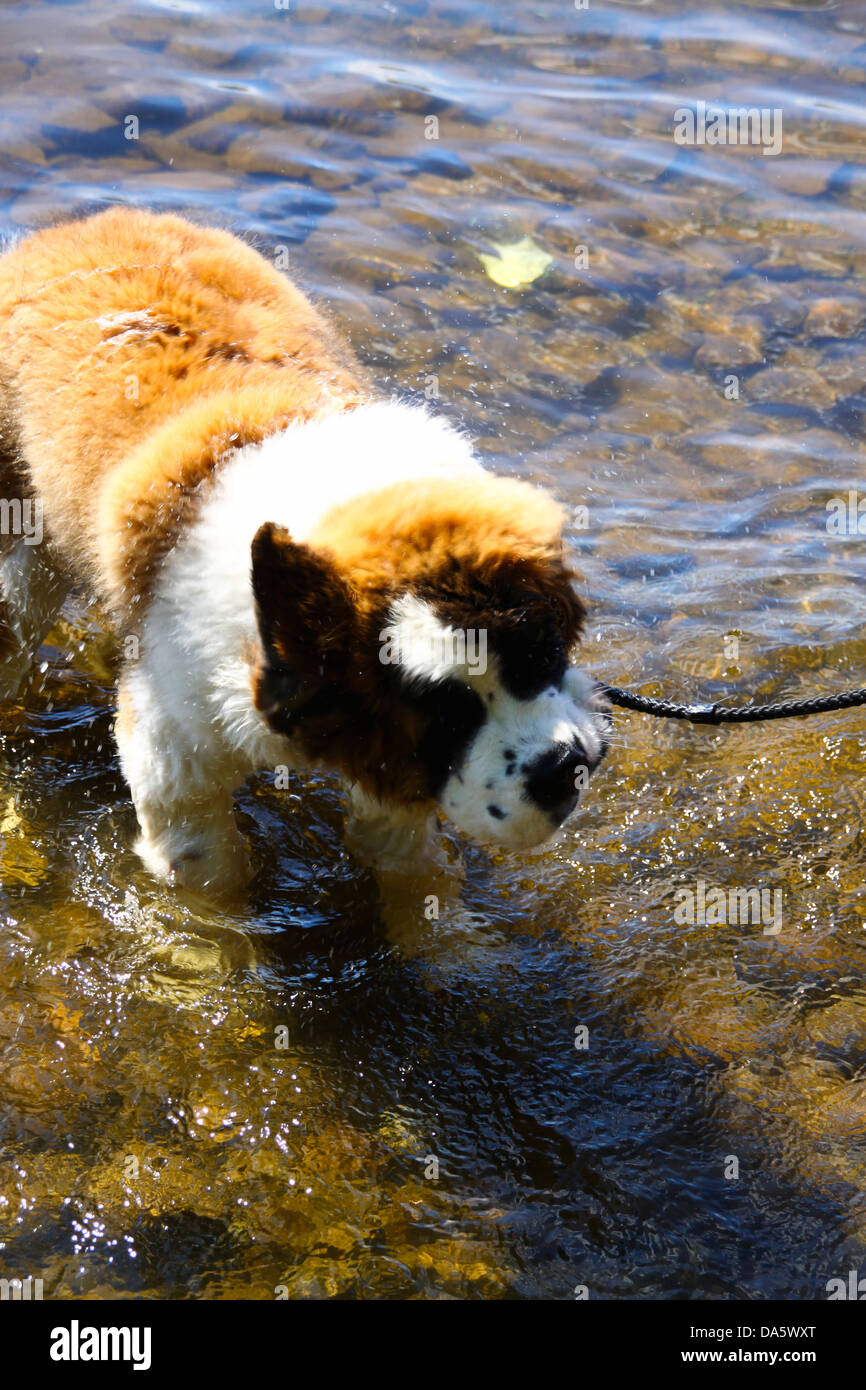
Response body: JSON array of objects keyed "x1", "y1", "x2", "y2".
[
  {"x1": 412, "y1": 679, "x2": 487, "y2": 796},
  {"x1": 495, "y1": 628, "x2": 568, "y2": 701}
]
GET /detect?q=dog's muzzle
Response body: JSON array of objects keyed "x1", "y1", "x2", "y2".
[{"x1": 525, "y1": 733, "x2": 606, "y2": 826}]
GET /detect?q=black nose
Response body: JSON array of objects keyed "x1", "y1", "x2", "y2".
[{"x1": 525, "y1": 738, "x2": 600, "y2": 823}]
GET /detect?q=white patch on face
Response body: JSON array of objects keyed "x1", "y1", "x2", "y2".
[
  {"x1": 438, "y1": 663, "x2": 609, "y2": 851},
  {"x1": 381, "y1": 592, "x2": 487, "y2": 683}
]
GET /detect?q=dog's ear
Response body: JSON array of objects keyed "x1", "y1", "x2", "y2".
[{"x1": 251, "y1": 522, "x2": 357, "y2": 730}]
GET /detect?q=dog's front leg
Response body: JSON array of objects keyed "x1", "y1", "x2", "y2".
[
  {"x1": 345, "y1": 785, "x2": 467, "y2": 953},
  {"x1": 344, "y1": 784, "x2": 443, "y2": 874},
  {"x1": 116, "y1": 677, "x2": 253, "y2": 897},
  {"x1": 133, "y1": 792, "x2": 253, "y2": 896}
]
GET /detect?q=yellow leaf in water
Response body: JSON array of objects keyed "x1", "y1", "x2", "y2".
[
  {"x1": 0, "y1": 798, "x2": 20, "y2": 834},
  {"x1": 478, "y1": 236, "x2": 553, "y2": 289}
]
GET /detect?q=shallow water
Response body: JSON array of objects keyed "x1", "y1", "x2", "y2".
[{"x1": 2, "y1": 0, "x2": 866, "y2": 1299}]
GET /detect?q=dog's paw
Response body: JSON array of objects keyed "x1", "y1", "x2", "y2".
[{"x1": 135, "y1": 827, "x2": 253, "y2": 898}]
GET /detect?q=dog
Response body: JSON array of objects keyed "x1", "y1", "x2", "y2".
[{"x1": 0, "y1": 208, "x2": 609, "y2": 895}]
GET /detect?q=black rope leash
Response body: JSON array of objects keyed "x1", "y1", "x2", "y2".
[{"x1": 600, "y1": 684, "x2": 866, "y2": 725}]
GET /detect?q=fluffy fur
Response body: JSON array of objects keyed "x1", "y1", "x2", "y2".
[{"x1": 0, "y1": 208, "x2": 609, "y2": 894}]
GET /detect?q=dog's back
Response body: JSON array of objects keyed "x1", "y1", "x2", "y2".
[{"x1": 0, "y1": 208, "x2": 362, "y2": 600}]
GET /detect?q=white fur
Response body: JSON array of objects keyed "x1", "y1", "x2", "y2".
[
  {"x1": 439, "y1": 666, "x2": 607, "y2": 850},
  {"x1": 381, "y1": 592, "x2": 487, "y2": 684}
]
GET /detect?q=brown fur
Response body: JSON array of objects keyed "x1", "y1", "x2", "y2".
[{"x1": 0, "y1": 207, "x2": 364, "y2": 610}]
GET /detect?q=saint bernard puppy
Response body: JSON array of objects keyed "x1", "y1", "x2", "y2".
[{"x1": 0, "y1": 208, "x2": 609, "y2": 894}]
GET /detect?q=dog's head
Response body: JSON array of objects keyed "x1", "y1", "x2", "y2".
[{"x1": 250, "y1": 475, "x2": 609, "y2": 850}]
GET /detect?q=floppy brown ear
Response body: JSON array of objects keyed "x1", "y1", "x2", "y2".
[{"x1": 251, "y1": 522, "x2": 357, "y2": 730}]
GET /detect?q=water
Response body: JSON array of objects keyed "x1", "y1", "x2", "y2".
[{"x1": 2, "y1": 0, "x2": 866, "y2": 1299}]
